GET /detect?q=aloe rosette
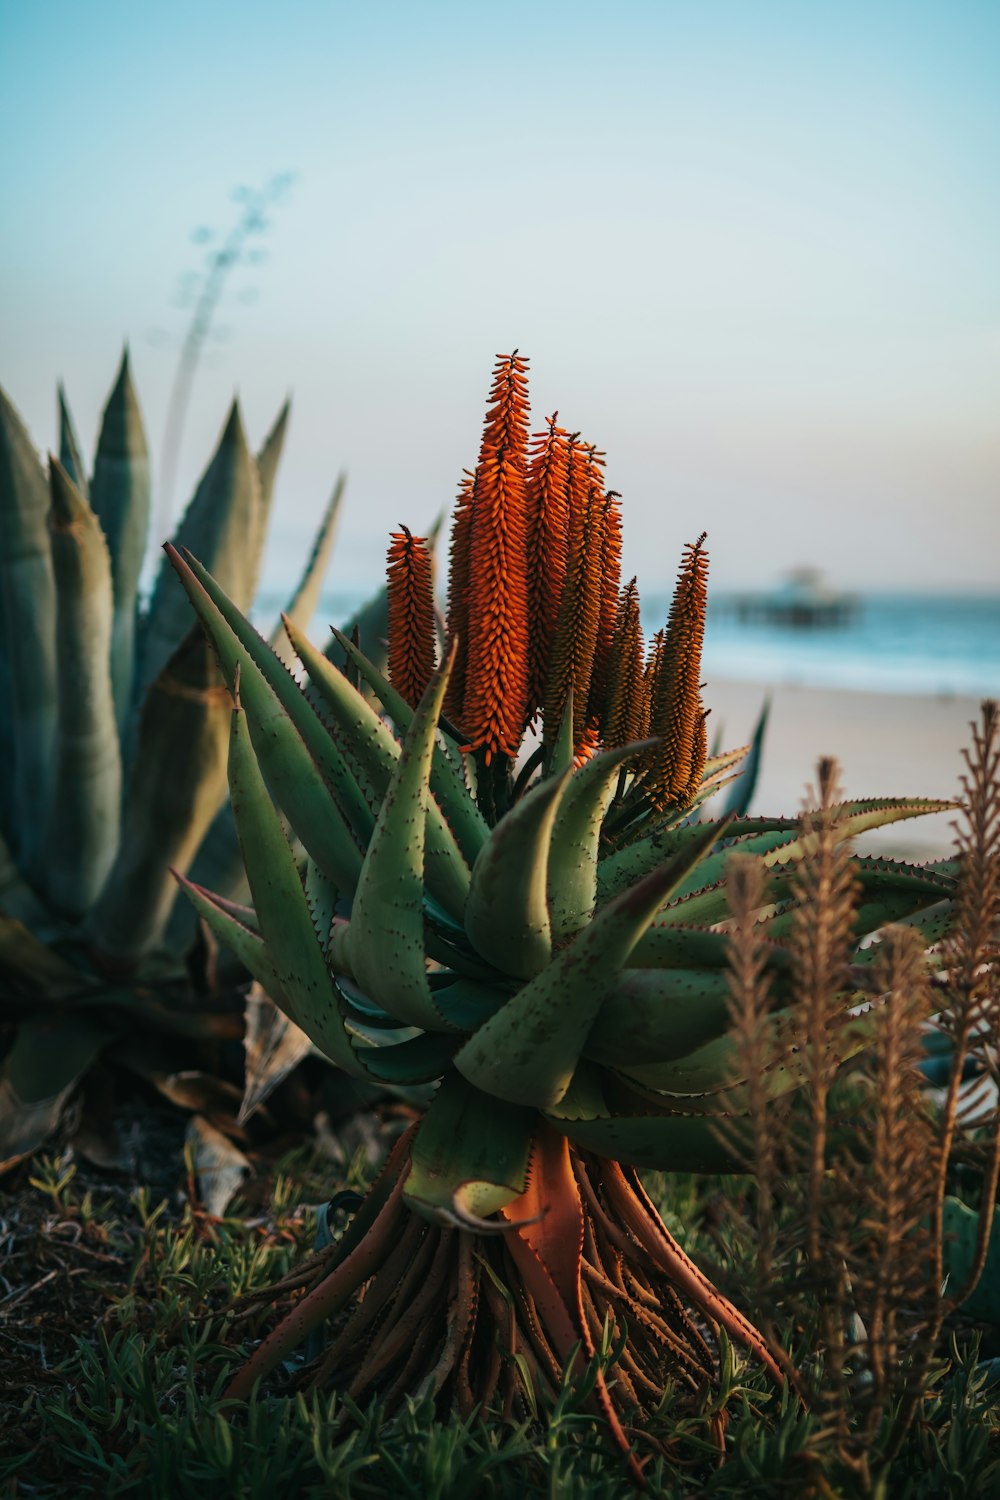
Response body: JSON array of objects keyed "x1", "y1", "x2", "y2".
[
  {"x1": 0, "y1": 353, "x2": 346, "y2": 1167},
  {"x1": 166, "y1": 353, "x2": 956, "y2": 1472}
]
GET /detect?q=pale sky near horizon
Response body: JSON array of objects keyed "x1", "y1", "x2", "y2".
[{"x1": 2, "y1": 0, "x2": 998, "y2": 597}]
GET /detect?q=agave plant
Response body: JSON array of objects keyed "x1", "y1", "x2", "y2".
[
  {"x1": 0, "y1": 352, "x2": 346, "y2": 1167},
  {"x1": 164, "y1": 352, "x2": 957, "y2": 1471}
]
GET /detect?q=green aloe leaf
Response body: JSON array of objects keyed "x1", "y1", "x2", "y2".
[
  {"x1": 41, "y1": 461, "x2": 121, "y2": 918},
  {"x1": 464, "y1": 769, "x2": 569, "y2": 979},
  {"x1": 664, "y1": 849, "x2": 956, "y2": 930},
  {"x1": 325, "y1": 581, "x2": 390, "y2": 700},
  {"x1": 405, "y1": 1072, "x2": 535, "y2": 1225},
  {"x1": 271, "y1": 476, "x2": 344, "y2": 666},
  {"x1": 585, "y1": 965, "x2": 787, "y2": 1068},
  {"x1": 546, "y1": 687, "x2": 575, "y2": 778},
  {"x1": 600, "y1": 797, "x2": 952, "y2": 906},
  {"x1": 544, "y1": 1063, "x2": 738, "y2": 1173},
  {"x1": 631, "y1": 922, "x2": 792, "y2": 978},
  {"x1": 168, "y1": 547, "x2": 374, "y2": 873},
  {"x1": 351, "y1": 1031, "x2": 458, "y2": 1085},
  {"x1": 225, "y1": 689, "x2": 365, "y2": 1077},
  {"x1": 87, "y1": 632, "x2": 231, "y2": 967},
  {"x1": 166, "y1": 547, "x2": 365, "y2": 896},
  {"x1": 718, "y1": 697, "x2": 769, "y2": 818},
  {"x1": 139, "y1": 401, "x2": 262, "y2": 704},
  {"x1": 304, "y1": 856, "x2": 339, "y2": 955},
  {"x1": 758, "y1": 858, "x2": 958, "y2": 943},
  {"x1": 454, "y1": 819, "x2": 731, "y2": 1109},
  {"x1": 346, "y1": 648, "x2": 459, "y2": 1032},
  {"x1": 328, "y1": 624, "x2": 488, "y2": 867},
  {"x1": 941, "y1": 1197, "x2": 1000, "y2": 1324},
  {"x1": 614, "y1": 1008, "x2": 868, "y2": 1104},
  {"x1": 0, "y1": 385, "x2": 57, "y2": 859},
  {"x1": 0, "y1": 915, "x2": 88, "y2": 1002},
  {"x1": 161, "y1": 799, "x2": 250, "y2": 953},
  {"x1": 57, "y1": 384, "x2": 89, "y2": 500},
  {"x1": 287, "y1": 618, "x2": 471, "y2": 921},
  {"x1": 0, "y1": 1015, "x2": 112, "y2": 1173},
  {"x1": 548, "y1": 740, "x2": 655, "y2": 939},
  {"x1": 89, "y1": 349, "x2": 151, "y2": 732},
  {"x1": 249, "y1": 399, "x2": 290, "y2": 600},
  {"x1": 175, "y1": 872, "x2": 287, "y2": 1006},
  {"x1": 0, "y1": 835, "x2": 49, "y2": 927}
]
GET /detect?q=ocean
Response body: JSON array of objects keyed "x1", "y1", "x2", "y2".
[{"x1": 256, "y1": 588, "x2": 1000, "y2": 700}]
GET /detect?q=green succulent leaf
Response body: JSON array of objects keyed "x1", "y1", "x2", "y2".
[
  {"x1": 140, "y1": 402, "x2": 262, "y2": 703},
  {"x1": 465, "y1": 768, "x2": 569, "y2": 978},
  {"x1": 326, "y1": 581, "x2": 390, "y2": 701},
  {"x1": 543, "y1": 1063, "x2": 738, "y2": 1173},
  {"x1": 87, "y1": 632, "x2": 231, "y2": 967},
  {"x1": 249, "y1": 399, "x2": 290, "y2": 599},
  {"x1": 454, "y1": 819, "x2": 732, "y2": 1109},
  {"x1": 57, "y1": 384, "x2": 89, "y2": 501},
  {"x1": 546, "y1": 687, "x2": 575, "y2": 778},
  {"x1": 0, "y1": 384, "x2": 57, "y2": 858},
  {"x1": 285, "y1": 618, "x2": 471, "y2": 922},
  {"x1": 270, "y1": 475, "x2": 344, "y2": 667},
  {"x1": 0, "y1": 1015, "x2": 112, "y2": 1171},
  {"x1": 175, "y1": 872, "x2": 287, "y2": 1006},
  {"x1": 548, "y1": 740, "x2": 656, "y2": 940},
  {"x1": 351, "y1": 1031, "x2": 458, "y2": 1085},
  {"x1": 167, "y1": 546, "x2": 372, "y2": 885},
  {"x1": 759, "y1": 858, "x2": 958, "y2": 942},
  {"x1": 225, "y1": 690, "x2": 365, "y2": 1076},
  {"x1": 329, "y1": 624, "x2": 488, "y2": 867},
  {"x1": 346, "y1": 647, "x2": 460, "y2": 1033},
  {"x1": 162, "y1": 799, "x2": 250, "y2": 954},
  {"x1": 41, "y1": 461, "x2": 121, "y2": 919},
  {"x1": 304, "y1": 856, "x2": 339, "y2": 955},
  {"x1": 89, "y1": 349, "x2": 151, "y2": 733},
  {"x1": 405, "y1": 1072, "x2": 535, "y2": 1226},
  {"x1": 0, "y1": 915, "x2": 88, "y2": 1001},
  {"x1": 585, "y1": 965, "x2": 786, "y2": 1068},
  {"x1": 718, "y1": 697, "x2": 769, "y2": 818}
]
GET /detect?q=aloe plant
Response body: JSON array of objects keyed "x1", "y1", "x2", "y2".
[
  {"x1": 0, "y1": 353, "x2": 346, "y2": 1168},
  {"x1": 168, "y1": 353, "x2": 956, "y2": 1472}
]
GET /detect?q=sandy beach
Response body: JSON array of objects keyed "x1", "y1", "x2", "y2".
[{"x1": 706, "y1": 679, "x2": 988, "y2": 860}]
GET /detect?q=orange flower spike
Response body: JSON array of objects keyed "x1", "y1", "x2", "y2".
[
  {"x1": 644, "y1": 534, "x2": 710, "y2": 810},
  {"x1": 443, "y1": 470, "x2": 474, "y2": 724},
  {"x1": 602, "y1": 578, "x2": 646, "y2": 749},
  {"x1": 461, "y1": 352, "x2": 532, "y2": 763},
  {"x1": 543, "y1": 451, "x2": 606, "y2": 755},
  {"x1": 588, "y1": 488, "x2": 623, "y2": 723},
  {"x1": 524, "y1": 413, "x2": 571, "y2": 716},
  {"x1": 386, "y1": 526, "x2": 437, "y2": 709}
]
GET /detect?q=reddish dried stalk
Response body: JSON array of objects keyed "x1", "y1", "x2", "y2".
[
  {"x1": 461, "y1": 352, "x2": 531, "y2": 763},
  {"x1": 387, "y1": 526, "x2": 437, "y2": 709}
]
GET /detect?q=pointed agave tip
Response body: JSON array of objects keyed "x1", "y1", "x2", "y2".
[
  {"x1": 223, "y1": 396, "x2": 245, "y2": 440},
  {"x1": 48, "y1": 454, "x2": 87, "y2": 526}
]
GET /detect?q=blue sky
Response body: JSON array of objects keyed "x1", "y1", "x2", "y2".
[{"x1": 2, "y1": 0, "x2": 998, "y2": 594}]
